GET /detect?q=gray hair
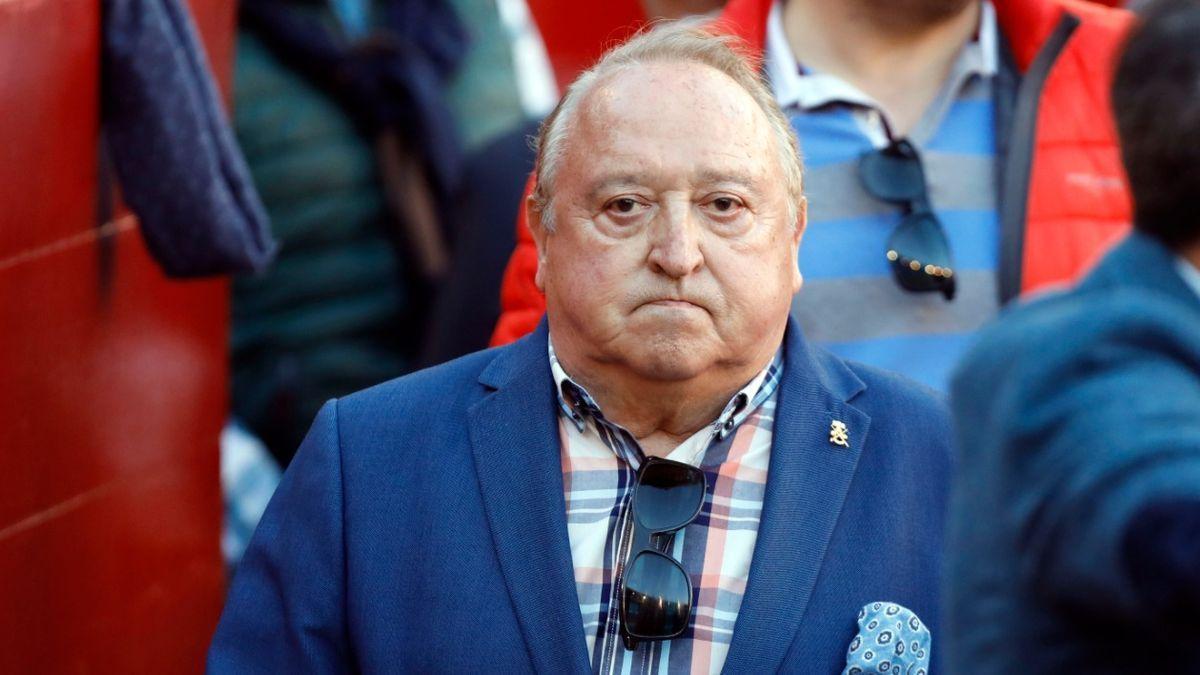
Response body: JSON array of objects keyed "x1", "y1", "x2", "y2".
[{"x1": 529, "y1": 19, "x2": 805, "y2": 231}]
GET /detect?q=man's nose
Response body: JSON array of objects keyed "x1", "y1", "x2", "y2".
[{"x1": 646, "y1": 201, "x2": 704, "y2": 278}]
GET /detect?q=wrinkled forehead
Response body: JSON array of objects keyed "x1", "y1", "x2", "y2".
[{"x1": 567, "y1": 61, "x2": 779, "y2": 185}]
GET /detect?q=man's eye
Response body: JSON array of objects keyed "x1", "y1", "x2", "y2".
[
  {"x1": 709, "y1": 197, "x2": 741, "y2": 212},
  {"x1": 609, "y1": 198, "x2": 641, "y2": 214}
]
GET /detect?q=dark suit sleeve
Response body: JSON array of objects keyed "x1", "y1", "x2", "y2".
[
  {"x1": 1121, "y1": 499, "x2": 1200, "y2": 628},
  {"x1": 1009, "y1": 317, "x2": 1200, "y2": 626},
  {"x1": 208, "y1": 401, "x2": 351, "y2": 673}
]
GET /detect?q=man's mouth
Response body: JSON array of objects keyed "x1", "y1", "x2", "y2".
[{"x1": 642, "y1": 298, "x2": 708, "y2": 313}]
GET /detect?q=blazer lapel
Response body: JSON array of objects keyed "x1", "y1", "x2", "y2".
[
  {"x1": 723, "y1": 321, "x2": 871, "y2": 674},
  {"x1": 466, "y1": 323, "x2": 591, "y2": 674}
]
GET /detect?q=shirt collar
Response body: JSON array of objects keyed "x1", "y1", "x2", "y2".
[
  {"x1": 765, "y1": 0, "x2": 998, "y2": 113},
  {"x1": 1176, "y1": 255, "x2": 1200, "y2": 300},
  {"x1": 548, "y1": 338, "x2": 784, "y2": 443}
]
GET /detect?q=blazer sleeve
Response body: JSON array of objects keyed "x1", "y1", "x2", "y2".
[
  {"x1": 207, "y1": 400, "x2": 350, "y2": 673},
  {"x1": 1009, "y1": 313, "x2": 1200, "y2": 626}
]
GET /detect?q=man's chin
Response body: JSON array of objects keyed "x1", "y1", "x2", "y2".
[
  {"x1": 618, "y1": 335, "x2": 716, "y2": 382},
  {"x1": 627, "y1": 306, "x2": 712, "y2": 335}
]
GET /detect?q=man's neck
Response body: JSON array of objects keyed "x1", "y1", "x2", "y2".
[
  {"x1": 553, "y1": 343, "x2": 778, "y2": 459},
  {"x1": 782, "y1": 0, "x2": 980, "y2": 136}
]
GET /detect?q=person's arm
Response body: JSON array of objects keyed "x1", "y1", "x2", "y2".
[
  {"x1": 1011, "y1": 314, "x2": 1200, "y2": 630},
  {"x1": 207, "y1": 401, "x2": 350, "y2": 673},
  {"x1": 490, "y1": 173, "x2": 546, "y2": 346}
]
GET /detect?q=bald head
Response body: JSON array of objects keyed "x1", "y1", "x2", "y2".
[{"x1": 530, "y1": 20, "x2": 804, "y2": 232}]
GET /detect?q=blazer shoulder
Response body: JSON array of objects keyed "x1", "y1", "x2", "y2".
[
  {"x1": 965, "y1": 286, "x2": 1197, "y2": 372},
  {"x1": 952, "y1": 285, "x2": 1200, "y2": 417},
  {"x1": 804, "y1": 338, "x2": 949, "y2": 424},
  {"x1": 331, "y1": 347, "x2": 504, "y2": 441},
  {"x1": 846, "y1": 359, "x2": 949, "y2": 424},
  {"x1": 841, "y1": 359, "x2": 954, "y2": 467}
]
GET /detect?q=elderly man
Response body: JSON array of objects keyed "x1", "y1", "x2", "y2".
[{"x1": 209, "y1": 23, "x2": 952, "y2": 674}]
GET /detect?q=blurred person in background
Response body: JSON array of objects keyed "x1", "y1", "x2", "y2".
[
  {"x1": 229, "y1": 0, "x2": 469, "y2": 468},
  {"x1": 493, "y1": 0, "x2": 1135, "y2": 391},
  {"x1": 418, "y1": 0, "x2": 557, "y2": 366},
  {"x1": 946, "y1": 1, "x2": 1200, "y2": 670},
  {"x1": 222, "y1": 0, "x2": 561, "y2": 564},
  {"x1": 222, "y1": 0, "x2": 466, "y2": 566}
]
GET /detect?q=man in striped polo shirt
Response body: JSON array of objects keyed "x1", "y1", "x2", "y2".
[
  {"x1": 769, "y1": 0, "x2": 1003, "y2": 389},
  {"x1": 210, "y1": 22, "x2": 954, "y2": 675}
]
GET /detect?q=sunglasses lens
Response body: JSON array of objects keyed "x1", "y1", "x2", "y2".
[
  {"x1": 634, "y1": 461, "x2": 705, "y2": 532},
  {"x1": 859, "y1": 141, "x2": 926, "y2": 204},
  {"x1": 623, "y1": 551, "x2": 692, "y2": 639},
  {"x1": 886, "y1": 212, "x2": 956, "y2": 298}
]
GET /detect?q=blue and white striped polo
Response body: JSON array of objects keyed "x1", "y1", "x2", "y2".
[{"x1": 766, "y1": 1, "x2": 1000, "y2": 390}]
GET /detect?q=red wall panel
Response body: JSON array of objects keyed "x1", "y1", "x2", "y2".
[{"x1": 0, "y1": 0, "x2": 235, "y2": 671}]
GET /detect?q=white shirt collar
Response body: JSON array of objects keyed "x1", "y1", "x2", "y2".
[
  {"x1": 765, "y1": 0, "x2": 998, "y2": 113},
  {"x1": 547, "y1": 337, "x2": 778, "y2": 464}
]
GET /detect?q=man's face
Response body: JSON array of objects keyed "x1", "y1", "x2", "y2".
[{"x1": 533, "y1": 61, "x2": 805, "y2": 382}]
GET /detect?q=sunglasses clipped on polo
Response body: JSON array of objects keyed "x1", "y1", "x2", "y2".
[
  {"x1": 620, "y1": 457, "x2": 707, "y2": 651},
  {"x1": 858, "y1": 138, "x2": 957, "y2": 300}
]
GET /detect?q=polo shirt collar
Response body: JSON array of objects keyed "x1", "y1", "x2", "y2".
[{"x1": 765, "y1": 0, "x2": 998, "y2": 113}]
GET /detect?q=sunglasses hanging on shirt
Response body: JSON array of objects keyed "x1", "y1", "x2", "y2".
[
  {"x1": 620, "y1": 457, "x2": 707, "y2": 651},
  {"x1": 858, "y1": 138, "x2": 957, "y2": 300}
]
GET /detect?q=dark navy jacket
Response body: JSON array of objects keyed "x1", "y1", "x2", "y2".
[
  {"x1": 208, "y1": 318, "x2": 953, "y2": 673},
  {"x1": 946, "y1": 234, "x2": 1200, "y2": 674}
]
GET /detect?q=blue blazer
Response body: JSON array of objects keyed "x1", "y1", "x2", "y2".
[
  {"x1": 946, "y1": 234, "x2": 1200, "y2": 673},
  {"x1": 208, "y1": 318, "x2": 953, "y2": 673}
]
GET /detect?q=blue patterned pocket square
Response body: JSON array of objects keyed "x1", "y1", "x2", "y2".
[{"x1": 841, "y1": 601, "x2": 930, "y2": 675}]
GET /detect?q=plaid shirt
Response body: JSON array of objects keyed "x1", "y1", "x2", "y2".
[{"x1": 550, "y1": 340, "x2": 784, "y2": 675}]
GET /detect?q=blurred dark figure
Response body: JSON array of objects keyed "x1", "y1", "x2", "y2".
[
  {"x1": 419, "y1": 117, "x2": 540, "y2": 364},
  {"x1": 231, "y1": 0, "x2": 464, "y2": 465},
  {"x1": 946, "y1": 1, "x2": 1200, "y2": 671}
]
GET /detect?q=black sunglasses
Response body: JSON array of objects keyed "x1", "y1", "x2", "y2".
[
  {"x1": 858, "y1": 139, "x2": 957, "y2": 300},
  {"x1": 620, "y1": 457, "x2": 707, "y2": 650}
]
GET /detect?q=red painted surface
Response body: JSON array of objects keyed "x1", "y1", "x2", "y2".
[
  {"x1": 526, "y1": 0, "x2": 647, "y2": 89},
  {"x1": 0, "y1": 0, "x2": 235, "y2": 671}
]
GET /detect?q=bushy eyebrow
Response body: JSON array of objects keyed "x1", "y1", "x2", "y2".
[
  {"x1": 584, "y1": 175, "x2": 643, "y2": 203},
  {"x1": 694, "y1": 169, "x2": 759, "y2": 189},
  {"x1": 583, "y1": 170, "x2": 763, "y2": 202}
]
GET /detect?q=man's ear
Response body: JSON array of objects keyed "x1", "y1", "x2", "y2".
[
  {"x1": 791, "y1": 196, "x2": 808, "y2": 294},
  {"x1": 527, "y1": 196, "x2": 549, "y2": 292}
]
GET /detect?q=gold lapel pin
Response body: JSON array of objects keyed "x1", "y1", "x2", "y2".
[{"x1": 829, "y1": 420, "x2": 850, "y2": 448}]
